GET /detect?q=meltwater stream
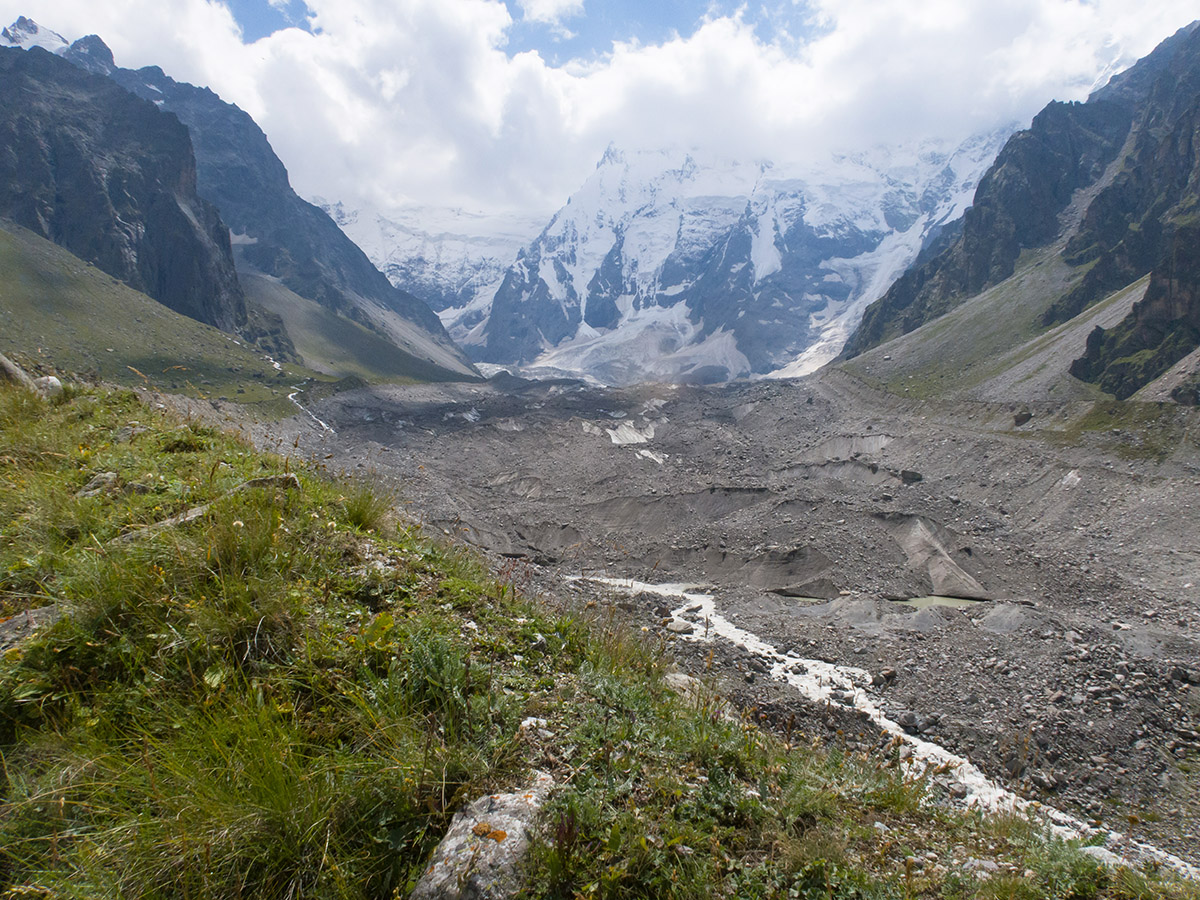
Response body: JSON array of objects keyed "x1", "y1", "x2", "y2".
[
  {"x1": 287, "y1": 387, "x2": 335, "y2": 433},
  {"x1": 576, "y1": 576, "x2": 1199, "y2": 879}
]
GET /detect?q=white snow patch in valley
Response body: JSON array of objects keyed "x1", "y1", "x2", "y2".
[
  {"x1": 573, "y1": 576, "x2": 1200, "y2": 879},
  {"x1": 534, "y1": 302, "x2": 751, "y2": 385}
]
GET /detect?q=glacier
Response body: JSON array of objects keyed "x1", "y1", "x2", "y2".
[{"x1": 335, "y1": 131, "x2": 1014, "y2": 385}]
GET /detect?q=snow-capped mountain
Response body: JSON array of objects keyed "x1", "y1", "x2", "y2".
[
  {"x1": 316, "y1": 202, "x2": 545, "y2": 323},
  {"x1": 0, "y1": 16, "x2": 67, "y2": 52},
  {"x1": 463, "y1": 137, "x2": 1015, "y2": 384},
  {"x1": 344, "y1": 134, "x2": 1012, "y2": 385}
]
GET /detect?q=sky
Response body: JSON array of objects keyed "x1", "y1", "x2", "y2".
[{"x1": 2, "y1": 1, "x2": 1197, "y2": 219}]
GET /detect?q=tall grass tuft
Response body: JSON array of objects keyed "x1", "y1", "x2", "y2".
[{"x1": 342, "y1": 481, "x2": 393, "y2": 532}]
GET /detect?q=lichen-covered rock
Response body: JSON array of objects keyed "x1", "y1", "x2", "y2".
[
  {"x1": 410, "y1": 772, "x2": 554, "y2": 900},
  {"x1": 76, "y1": 471, "x2": 118, "y2": 498}
]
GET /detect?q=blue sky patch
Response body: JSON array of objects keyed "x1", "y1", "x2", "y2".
[
  {"x1": 222, "y1": 0, "x2": 817, "y2": 61},
  {"x1": 501, "y1": 1, "x2": 816, "y2": 64},
  {"x1": 225, "y1": 0, "x2": 311, "y2": 43}
]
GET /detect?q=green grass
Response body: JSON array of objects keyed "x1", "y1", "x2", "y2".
[
  {"x1": 243, "y1": 273, "x2": 449, "y2": 384},
  {"x1": 843, "y1": 248, "x2": 1078, "y2": 398},
  {"x1": 842, "y1": 249, "x2": 1120, "y2": 403},
  {"x1": 0, "y1": 380, "x2": 1197, "y2": 899},
  {"x1": 1044, "y1": 400, "x2": 1192, "y2": 461},
  {"x1": 0, "y1": 221, "x2": 328, "y2": 415}
]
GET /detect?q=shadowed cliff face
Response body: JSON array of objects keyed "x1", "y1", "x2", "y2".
[
  {"x1": 842, "y1": 22, "x2": 1200, "y2": 370},
  {"x1": 1044, "y1": 27, "x2": 1200, "y2": 329},
  {"x1": 0, "y1": 46, "x2": 246, "y2": 332},
  {"x1": 1071, "y1": 225, "x2": 1200, "y2": 398}
]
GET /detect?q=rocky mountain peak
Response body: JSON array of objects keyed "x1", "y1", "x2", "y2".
[{"x1": 63, "y1": 34, "x2": 115, "y2": 76}]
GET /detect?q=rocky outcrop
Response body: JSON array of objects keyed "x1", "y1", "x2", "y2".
[
  {"x1": 1060, "y1": 25, "x2": 1200, "y2": 398},
  {"x1": 410, "y1": 772, "x2": 554, "y2": 900},
  {"x1": 0, "y1": 46, "x2": 246, "y2": 332},
  {"x1": 1070, "y1": 225, "x2": 1200, "y2": 398},
  {"x1": 1045, "y1": 25, "x2": 1200, "y2": 327}
]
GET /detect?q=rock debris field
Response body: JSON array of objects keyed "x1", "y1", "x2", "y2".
[{"x1": 259, "y1": 367, "x2": 1200, "y2": 867}]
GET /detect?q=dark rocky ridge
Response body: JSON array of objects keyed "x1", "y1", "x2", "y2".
[
  {"x1": 1045, "y1": 24, "x2": 1200, "y2": 327},
  {"x1": 843, "y1": 21, "x2": 1200, "y2": 376},
  {"x1": 88, "y1": 48, "x2": 475, "y2": 379},
  {"x1": 842, "y1": 99, "x2": 1133, "y2": 356},
  {"x1": 0, "y1": 46, "x2": 246, "y2": 331}
]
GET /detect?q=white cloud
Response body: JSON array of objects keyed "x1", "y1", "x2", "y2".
[
  {"x1": 0, "y1": 0, "x2": 1195, "y2": 219},
  {"x1": 518, "y1": 0, "x2": 583, "y2": 26}
]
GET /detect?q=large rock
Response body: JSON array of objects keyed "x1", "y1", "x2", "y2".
[{"x1": 410, "y1": 772, "x2": 554, "y2": 900}]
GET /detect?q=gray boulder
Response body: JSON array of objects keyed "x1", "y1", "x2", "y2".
[{"x1": 410, "y1": 771, "x2": 554, "y2": 900}]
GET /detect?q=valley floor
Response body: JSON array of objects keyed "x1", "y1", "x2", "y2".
[{"x1": 250, "y1": 367, "x2": 1200, "y2": 866}]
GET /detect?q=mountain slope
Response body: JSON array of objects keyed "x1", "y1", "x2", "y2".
[
  {"x1": 842, "y1": 101, "x2": 1133, "y2": 357},
  {"x1": 101, "y1": 55, "x2": 479, "y2": 381},
  {"x1": 842, "y1": 20, "x2": 1200, "y2": 404},
  {"x1": 1, "y1": 20, "x2": 481, "y2": 384},
  {"x1": 0, "y1": 219, "x2": 303, "y2": 408},
  {"x1": 0, "y1": 46, "x2": 246, "y2": 332}
]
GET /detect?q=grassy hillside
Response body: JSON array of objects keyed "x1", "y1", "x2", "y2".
[
  {"x1": 243, "y1": 272, "x2": 449, "y2": 384},
  {"x1": 840, "y1": 247, "x2": 1145, "y2": 404},
  {"x1": 0, "y1": 220, "x2": 319, "y2": 414},
  {"x1": 1, "y1": 380, "x2": 1197, "y2": 898}
]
